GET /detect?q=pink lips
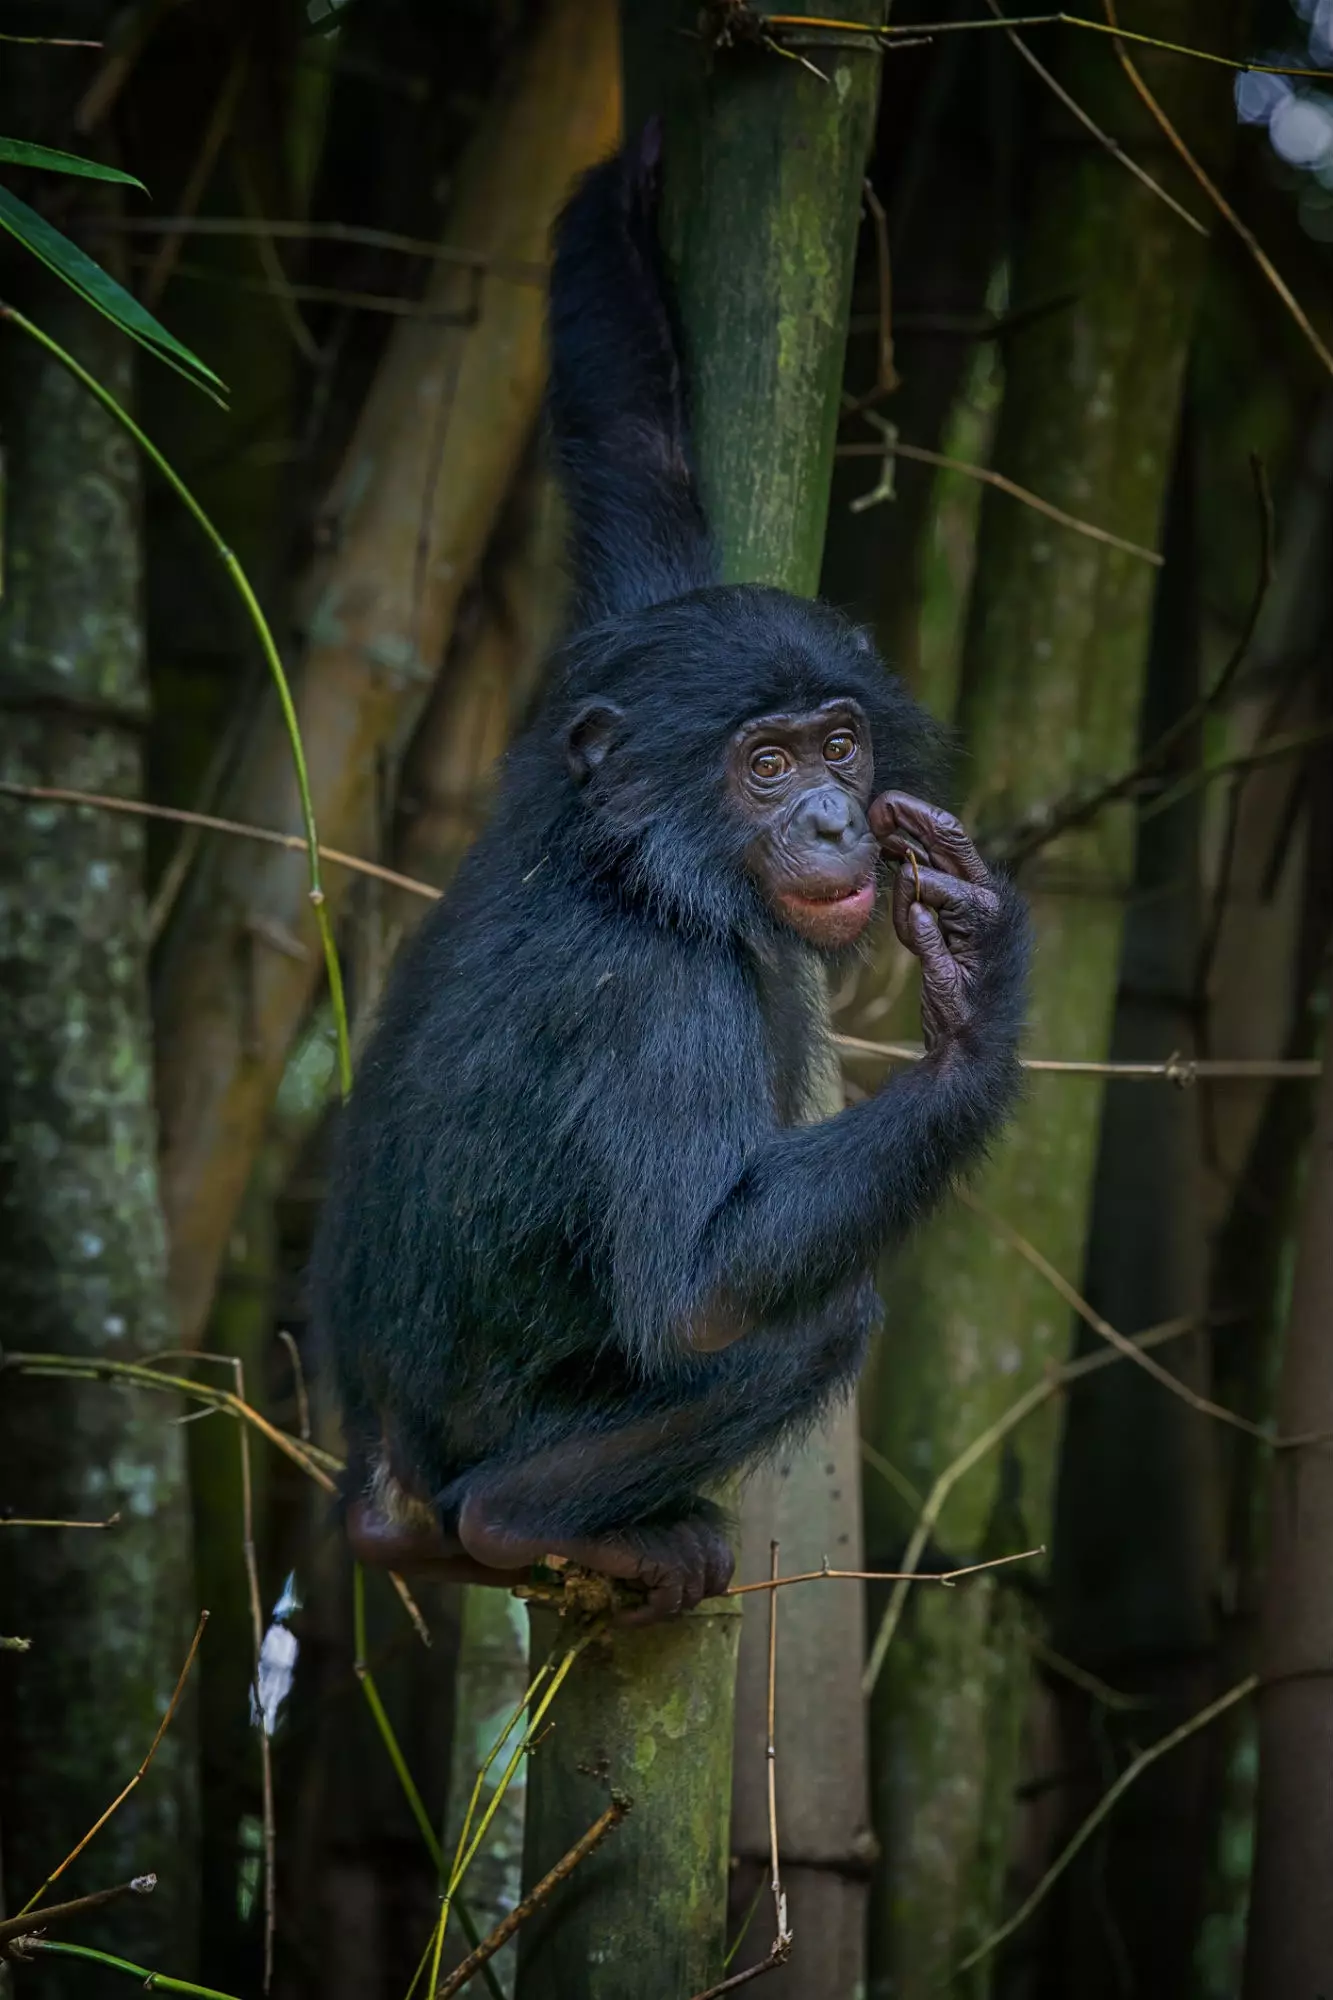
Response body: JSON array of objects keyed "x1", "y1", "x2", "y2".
[{"x1": 778, "y1": 875, "x2": 878, "y2": 942}]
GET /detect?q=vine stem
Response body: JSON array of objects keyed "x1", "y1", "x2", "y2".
[
  {"x1": 15, "y1": 1938, "x2": 241, "y2": 1997},
  {"x1": 0, "y1": 300, "x2": 353, "y2": 1097}
]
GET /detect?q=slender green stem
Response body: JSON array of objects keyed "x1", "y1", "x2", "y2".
[
  {"x1": 18, "y1": 1939, "x2": 241, "y2": 1996},
  {"x1": 350, "y1": 1566, "x2": 504, "y2": 2000},
  {"x1": 352, "y1": 1566, "x2": 445, "y2": 1871},
  {"x1": 0, "y1": 301, "x2": 353, "y2": 1096}
]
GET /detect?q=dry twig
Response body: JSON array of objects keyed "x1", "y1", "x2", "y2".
[
  {"x1": 1101, "y1": 0, "x2": 1333, "y2": 380},
  {"x1": 689, "y1": 1543, "x2": 791, "y2": 2000},
  {"x1": 0, "y1": 1511, "x2": 119, "y2": 1528},
  {"x1": 834, "y1": 1032, "x2": 1322, "y2": 1083},
  {"x1": 955, "y1": 1675, "x2": 1258, "y2": 1975},
  {"x1": 0, "y1": 781, "x2": 438, "y2": 901},
  {"x1": 433, "y1": 1798, "x2": 629, "y2": 1998},
  {"x1": 0, "y1": 1876, "x2": 156, "y2": 1950},
  {"x1": 726, "y1": 1546, "x2": 1041, "y2": 1596},
  {"x1": 979, "y1": 0, "x2": 1204, "y2": 233},
  {"x1": 17, "y1": 1615, "x2": 208, "y2": 1916},
  {"x1": 862, "y1": 1316, "x2": 1201, "y2": 1695},
  {"x1": 835, "y1": 436, "x2": 1162, "y2": 563}
]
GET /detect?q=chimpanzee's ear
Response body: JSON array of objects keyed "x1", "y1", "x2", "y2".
[{"x1": 565, "y1": 700, "x2": 626, "y2": 784}]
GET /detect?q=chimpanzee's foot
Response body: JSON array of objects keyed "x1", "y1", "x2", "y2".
[
  {"x1": 456, "y1": 1493, "x2": 735, "y2": 1624},
  {"x1": 344, "y1": 1493, "x2": 523, "y2": 1589}
]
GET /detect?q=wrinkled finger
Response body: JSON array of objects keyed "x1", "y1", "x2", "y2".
[
  {"x1": 893, "y1": 865, "x2": 947, "y2": 953},
  {"x1": 874, "y1": 791, "x2": 990, "y2": 884}
]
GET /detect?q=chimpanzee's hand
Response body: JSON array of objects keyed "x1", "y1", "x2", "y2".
[{"x1": 868, "y1": 792, "x2": 1006, "y2": 1054}]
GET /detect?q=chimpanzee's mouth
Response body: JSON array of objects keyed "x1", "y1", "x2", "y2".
[{"x1": 775, "y1": 875, "x2": 877, "y2": 942}]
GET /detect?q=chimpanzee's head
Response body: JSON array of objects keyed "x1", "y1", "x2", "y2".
[{"x1": 549, "y1": 584, "x2": 943, "y2": 949}]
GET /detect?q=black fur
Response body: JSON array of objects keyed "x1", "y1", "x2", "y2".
[{"x1": 311, "y1": 142, "x2": 1029, "y2": 1550}]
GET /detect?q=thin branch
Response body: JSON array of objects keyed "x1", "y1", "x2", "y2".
[
  {"x1": 834, "y1": 1032, "x2": 1322, "y2": 1082},
  {"x1": 0, "y1": 780, "x2": 439, "y2": 901},
  {"x1": 999, "y1": 456, "x2": 1274, "y2": 866},
  {"x1": 835, "y1": 437, "x2": 1163, "y2": 563},
  {"x1": 955, "y1": 1676, "x2": 1258, "y2": 1975},
  {"x1": 12, "y1": 1939, "x2": 242, "y2": 1997},
  {"x1": 0, "y1": 306, "x2": 353, "y2": 1095},
  {"x1": 762, "y1": 10, "x2": 1332, "y2": 76},
  {"x1": 957, "y1": 1189, "x2": 1277, "y2": 1441},
  {"x1": 18, "y1": 1614, "x2": 208, "y2": 1915},
  {"x1": 77, "y1": 214, "x2": 547, "y2": 287},
  {"x1": 0, "y1": 1876, "x2": 155, "y2": 1948},
  {"x1": 3, "y1": 1349, "x2": 431, "y2": 1650},
  {"x1": 227, "y1": 1356, "x2": 275, "y2": 1993},
  {"x1": 132, "y1": 254, "x2": 478, "y2": 324},
  {"x1": 1102, "y1": 0, "x2": 1333, "y2": 380},
  {"x1": 433, "y1": 1798, "x2": 630, "y2": 1998},
  {"x1": 763, "y1": 1543, "x2": 787, "y2": 1951},
  {"x1": 980, "y1": 0, "x2": 1204, "y2": 234},
  {"x1": 689, "y1": 1543, "x2": 791, "y2": 2000},
  {"x1": 1138, "y1": 718, "x2": 1333, "y2": 822},
  {"x1": 2, "y1": 1351, "x2": 342, "y2": 1488},
  {"x1": 276, "y1": 1329, "x2": 311, "y2": 1443},
  {"x1": 862, "y1": 1317, "x2": 1200, "y2": 1696},
  {"x1": 142, "y1": 44, "x2": 247, "y2": 310},
  {"x1": 0, "y1": 1511, "x2": 119, "y2": 1528},
  {"x1": 726, "y1": 1545, "x2": 1042, "y2": 1596}
]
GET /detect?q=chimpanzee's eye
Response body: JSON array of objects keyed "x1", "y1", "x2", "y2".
[
  {"x1": 823, "y1": 731, "x2": 856, "y2": 765},
  {"x1": 749, "y1": 747, "x2": 791, "y2": 782}
]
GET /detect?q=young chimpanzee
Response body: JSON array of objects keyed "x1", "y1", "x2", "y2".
[{"x1": 311, "y1": 135, "x2": 1029, "y2": 1621}]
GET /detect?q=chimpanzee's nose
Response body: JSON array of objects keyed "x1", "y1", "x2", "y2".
[{"x1": 794, "y1": 785, "x2": 857, "y2": 845}]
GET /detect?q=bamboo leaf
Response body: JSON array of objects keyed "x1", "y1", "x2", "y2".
[
  {"x1": 0, "y1": 185, "x2": 226, "y2": 401},
  {"x1": 0, "y1": 138, "x2": 145, "y2": 188}
]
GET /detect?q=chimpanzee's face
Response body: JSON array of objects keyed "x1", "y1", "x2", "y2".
[{"x1": 728, "y1": 698, "x2": 880, "y2": 948}]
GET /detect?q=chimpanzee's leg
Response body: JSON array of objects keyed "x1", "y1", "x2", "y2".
[{"x1": 347, "y1": 1404, "x2": 736, "y2": 1622}]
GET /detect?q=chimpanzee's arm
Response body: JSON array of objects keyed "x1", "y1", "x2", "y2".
[
  {"x1": 549, "y1": 126, "x2": 715, "y2": 623},
  {"x1": 604, "y1": 803, "x2": 1028, "y2": 1360}
]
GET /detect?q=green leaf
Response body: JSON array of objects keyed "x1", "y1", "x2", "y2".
[
  {"x1": 0, "y1": 139, "x2": 146, "y2": 189},
  {"x1": 0, "y1": 184, "x2": 226, "y2": 401}
]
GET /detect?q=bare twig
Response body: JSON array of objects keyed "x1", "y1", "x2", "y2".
[
  {"x1": 955, "y1": 1676, "x2": 1258, "y2": 1975},
  {"x1": 0, "y1": 1876, "x2": 155, "y2": 1948},
  {"x1": 276, "y1": 1329, "x2": 311, "y2": 1443},
  {"x1": 2, "y1": 1349, "x2": 431, "y2": 1650},
  {"x1": 0, "y1": 781, "x2": 439, "y2": 901},
  {"x1": 0, "y1": 1511, "x2": 119, "y2": 1528},
  {"x1": 77, "y1": 214, "x2": 547, "y2": 286},
  {"x1": 1138, "y1": 718, "x2": 1333, "y2": 823},
  {"x1": 980, "y1": 0, "x2": 1204, "y2": 233},
  {"x1": 433, "y1": 1798, "x2": 630, "y2": 1997},
  {"x1": 835, "y1": 437, "x2": 1162, "y2": 563},
  {"x1": 760, "y1": 9, "x2": 1331, "y2": 76},
  {"x1": 142, "y1": 44, "x2": 248, "y2": 310},
  {"x1": 224, "y1": 1355, "x2": 275, "y2": 1992},
  {"x1": 726, "y1": 1545, "x2": 1042, "y2": 1596},
  {"x1": 834, "y1": 1032, "x2": 1322, "y2": 1082},
  {"x1": 957, "y1": 1190, "x2": 1276, "y2": 1441},
  {"x1": 18, "y1": 1615, "x2": 208, "y2": 1915},
  {"x1": 689, "y1": 1544, "x2": 791, "y2": 2000},
  {"x1": 1102, "y1": 0, "x2": 1333, "y2": 380},
  {"x1": 862, "y1": 1317, "x2": 1201, "y2": 1696},
  {"x1": 2, "y1": 1351, "x2": 342, "y2": 1487}
]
